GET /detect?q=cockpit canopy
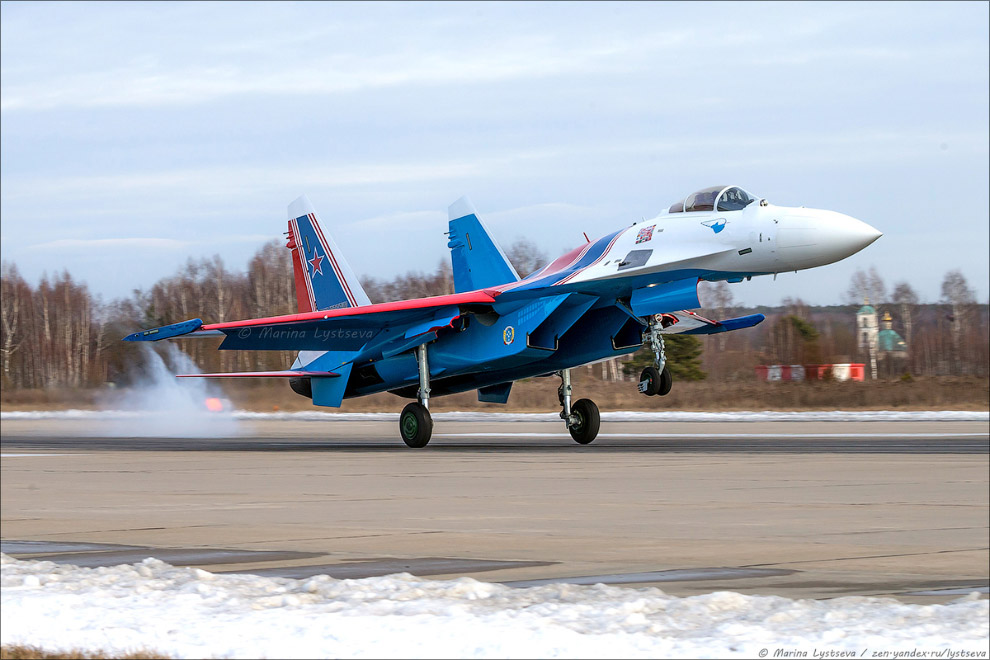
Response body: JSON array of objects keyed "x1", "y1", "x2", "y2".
[{"x1": 668, "y1": 186, "x2": 757, "y2": 213}]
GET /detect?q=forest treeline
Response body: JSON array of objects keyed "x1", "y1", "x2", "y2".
[{"x1": 1, "y1": 241, "x2": 987, "y2": 391}]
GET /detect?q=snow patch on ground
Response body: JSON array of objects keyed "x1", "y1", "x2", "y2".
[
  {"x1": 2, "y1": 410, "x2": 988, "y2": 423},
  {"x1": 1, "y1": 555, "x2": 986, "y2": 659}
]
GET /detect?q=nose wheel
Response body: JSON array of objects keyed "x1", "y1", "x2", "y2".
[
  {"x1": 558, "y1": 368, "x2": 600, "y2": 444},
  {"x1": 639, "y1": 316, "x2": 673, "y2": 397},
  {"x1": 639, "y1": 365, "x2": 672, "y2": 396}
]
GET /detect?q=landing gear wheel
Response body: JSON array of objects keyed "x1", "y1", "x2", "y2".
[
  {"x1": 568, "y1": 398, "x2": 600, "y2": 445},
  {"x1": 639, "y1": 366, "x2": 661, "y2": 396},
  {"x1": 657, "y1": 366, "x2": 672, "y2": 396},
  {"x1": 399, "y1": 402, "x2": 433, "y2": 448}
]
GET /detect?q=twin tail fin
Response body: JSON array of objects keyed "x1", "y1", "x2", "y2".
[{"x1": 286, "y1": 195, "x2": 371, "y2": 313}]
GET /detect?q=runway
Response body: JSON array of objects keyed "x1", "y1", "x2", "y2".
[
  {"x1": 2, "y1": 415, "x2": 988, "y2": 605},
  {"x1": 2, "y1": 416, "x2": 987, "y2": 453}
]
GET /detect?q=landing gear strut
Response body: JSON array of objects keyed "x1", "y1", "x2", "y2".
[
  {"x1": 639, "y1": 316, "x2": 672, "y2": 397},
  {"x1": 558, "y1": 368, "x2": 600, "y2": 444},
  {"x1": 399, "y1": 344, "x2": 433, "y2": 448}
]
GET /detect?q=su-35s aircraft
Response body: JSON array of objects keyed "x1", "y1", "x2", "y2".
[{"x1": 125, "y1": 185, "x2": 881, "y2": 447}]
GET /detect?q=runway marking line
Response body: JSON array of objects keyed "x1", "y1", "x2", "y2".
[{"x1": 435, "y1": 432, "x2": 989, "y2": 439}]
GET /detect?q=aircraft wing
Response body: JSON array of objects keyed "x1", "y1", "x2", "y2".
[
  {"x1": 176, "y1": 370, "x2": 340, "y2": 378},
  {"x1": 656, "y1": 310, "x2": 765, "y2": 335},
  {"x1": 123, "y1": 290, "x2": 499, "y2": 353}
]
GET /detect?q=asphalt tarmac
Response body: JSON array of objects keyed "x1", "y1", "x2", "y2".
[{"x1": 2, "y1": 416, "x2": 988, "y2": 604}]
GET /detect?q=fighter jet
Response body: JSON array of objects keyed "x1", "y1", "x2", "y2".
[{"x1": 125, "y1": 185, "x2": 881, "y2": 447}]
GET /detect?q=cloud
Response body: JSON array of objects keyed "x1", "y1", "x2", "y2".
[
  {"x1": 348, "y1": 210, "x2": 446, "y2": 232},
  {"x1": 7, "y1": 130, "x2": 984, "y2": 206},
  {"x1": 28, "y1": 234, "x2": 272, "y2": 252},
  {"x1": 0, "y1": 28, "x2": 675, "y2": 112},
  {"x1": 1, "y1": 160, "x2": 492, "y2": 201},
  {"x1": 486, "y1": 202, "x2": 611, "y2": 225}
]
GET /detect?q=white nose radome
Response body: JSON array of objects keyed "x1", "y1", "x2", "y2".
[
  {"x1": 776, "y1": 209, "x2": 881, "y2": 269},
  {"x1": 817, "y1": 210, "x2": 882, "y2": 262}
]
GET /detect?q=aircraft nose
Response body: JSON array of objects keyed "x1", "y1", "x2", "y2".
[
  {"x1": 775, "y1": 208, "x2": 881, "y2": 269},
  {"x1": 826, "y1": 212, "x2": 882, "y2": 257}
]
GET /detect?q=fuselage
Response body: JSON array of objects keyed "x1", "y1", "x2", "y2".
[
  {"x1": 337, "y1": 187, "x2": 881, "y2": 401},
  {"x1": 499, "y1": 194, "x2": 882, "y2": 296}
]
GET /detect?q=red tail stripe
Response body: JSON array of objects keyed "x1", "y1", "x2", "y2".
[{"x1": 290, "y1": 218, "x2": 317, "y2": 311}]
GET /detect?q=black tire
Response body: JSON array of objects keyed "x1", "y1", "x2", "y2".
[
  {"x1": 568, "y1": 398, "x2": 600, "y2": 445},
  {"x1": 658, "y1": 365, "x2": 673, "y2": 396},
  {"x1": 639, "y1": 366, "x2": 661, "y2": 396},
  {"x1": 399, "y1": 402, "x2": 433, "y2": 448}
]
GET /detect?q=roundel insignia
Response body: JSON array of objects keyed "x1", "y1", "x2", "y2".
[{"x1": 502, "y1": 326, "x2": 515, "y2": 345}]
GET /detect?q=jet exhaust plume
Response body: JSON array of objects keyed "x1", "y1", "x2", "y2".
[{"x1": 99, "y1": 343, "x2": 241, "y2": 438}]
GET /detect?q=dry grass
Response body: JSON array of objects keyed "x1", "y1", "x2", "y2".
[
  {"x1": 0, "y1": 646, "x2": 169, "y2": 660},
  {"x1": 220, "y1": 373, "x2": 990, "y2": 413},
  {"x1": 3, "y1": 374, "x2": 987, "y2": 414}
]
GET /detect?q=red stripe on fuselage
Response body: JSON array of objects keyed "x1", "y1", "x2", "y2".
[
  {"x1": 493, "y1": 241, "x2": 593, "y2": 293},
  {"x1": 554, "y1": 228, "x2": 627, "y2": 286}
]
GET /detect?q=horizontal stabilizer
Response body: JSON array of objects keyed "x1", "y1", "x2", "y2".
[
  {"x1": 176, "y1": 370, "x2": 340, "y2": 378},
  {"x1": 123, "y1": 319, "x2": 206, "y2": 341},
  {"x1": 712, "y1": 314, "x2": 766, "y2": 333},
  {"x1": 658, "y1": 311, "x2": 765, "y2": 335}
]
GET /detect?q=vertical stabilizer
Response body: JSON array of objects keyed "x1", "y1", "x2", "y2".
[
  {"x1": 447, "y1": 196, "x2": 520, "y2": 293},
  {"x1": 286, "y1": 195, "x2": 371, "y2": 312}
]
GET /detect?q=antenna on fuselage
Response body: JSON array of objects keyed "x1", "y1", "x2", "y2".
[{"x1": 583, "y1": 232, "x2": 590, "y2": 243}]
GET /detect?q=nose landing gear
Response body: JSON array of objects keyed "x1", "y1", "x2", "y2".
[
  {"x1": 558, "y1": 368, "x2": 600, "y2": 444},
  {"x1": 639, "y1": 316, "x2": 673, "y2": 397}
]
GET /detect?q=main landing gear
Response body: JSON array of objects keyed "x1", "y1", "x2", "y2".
[
  {"x1": 399, "y1": 344, "x2": 433, "y2": 448},
  {"x1": 558, "y1": 368, "x2": 600, "y2": 444},
  {"x1": 639, "y1": 316, "x2": 672, "y2": 397}
]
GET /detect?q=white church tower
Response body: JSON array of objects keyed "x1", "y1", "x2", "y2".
[{"x1": 857, "y1": 299, "x2": 879, "y2": 379}]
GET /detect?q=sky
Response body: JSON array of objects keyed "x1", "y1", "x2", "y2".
[{"x1": 1, "y1": 1, "x2": 988, "y2": 308}]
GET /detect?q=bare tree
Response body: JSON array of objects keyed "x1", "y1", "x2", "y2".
[
  {"x1": 941, "y1": 270, "x2": 976, "y2": 307},
  {"x1": 699, "y1": 281, "x2": 734, "y2": 315},
  {"x1": 844, "y1": 266, "x2": 887, "y2": 306},
  {"x1": 891, "y1": 281, "x2": 919, "y2": 349},
  {"x1": 505, "y1": 239, "x2": 548, "y2": 278},
  {"x1": 244, "y1": 240, "x2": 296, "y2": 371},
  {"x1": 0, "y1": 262, "x2": 28, "y2": 387},
  {"x1": 362, "y1": 260, "x2": 454, "y2": 303},
  {"x1": 941, "y1": 270, "x2": 976, "y2": 372},
  {"x1": 700, "y1": 281, "x2": 734, "y2": 352}
]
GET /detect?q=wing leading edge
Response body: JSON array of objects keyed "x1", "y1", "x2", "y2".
[
  {"x1": 124, "y1": 290, "x2": 499, "y2": 350},
  {"x1": 176, "y1": 370, "x2": 340, "y2": 378}
]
